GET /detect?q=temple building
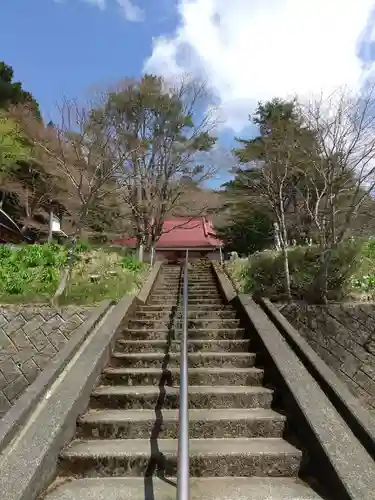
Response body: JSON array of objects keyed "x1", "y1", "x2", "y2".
[{"x1": 113, "y1": 216, "x2": 223, "y2": 262}]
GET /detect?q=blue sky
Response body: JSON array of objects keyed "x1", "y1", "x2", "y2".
[
  {"x1": 2, "y1": 0, "x2": 374, "y2": 188},
  {"x1": 0, "y1": 0, "x2": 178, "y2": 123},
  {"x1": 0, "y1": 0, "x2": 238, "y2": 186},
  {"x1": 2, "y1": 0, "x2": 374, "y2": 129}
]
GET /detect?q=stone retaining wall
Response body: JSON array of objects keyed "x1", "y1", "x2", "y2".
[
  {"x1": 0, "y1": 306, "x2": 92, "y2": 417},
  {"x1": 280, "y1": 303, "x2": 375, "y2": 415}
]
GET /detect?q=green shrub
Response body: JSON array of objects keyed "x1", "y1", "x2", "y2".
[
  {"x1": 0, "y1": 245, "x2": 12, "y2": 260},
  {"x1": 121, "y1": 254, "x2": 144, "y2": 272},
  {"x1": 14, "y1": 243, "x2": 67, "y2": 268},
  {"x1": 0, "y1": 244, "x2": 65, "y2": 299},
  {"x1": 228, "y1": 242, "x2": 362, "y2": 302},
  {"x1": 75, "y1": 240, "x2": 91, "y2": 253},
  {"x1": 361, "y1": 239, "x2": 375, "y2": 259},
  {"x1": 350, "y1": 274, "x2": 375, "y2": 293},
  {"x1": 0, "y1": 242, "x2": 149, "y2": 304}
]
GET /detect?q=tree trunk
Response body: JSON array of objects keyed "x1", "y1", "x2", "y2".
[
  {"x1": 150, "y1": 244, "x2": 155, "y2": 266},
  {"x1": 48, "y1": 211, "x2": 53, "y2": 243},
  {"x1": 52, "y1": 210, "x2": 87, "y2": 305},
  {"x1": 52, "y1": 235, "x2": 77, "y2": 305},
  {"x1": 0, "y1": 191, "x2": 5, "y2": 209},
  {"x1": 138, "y1": 243, "x2": 144, "y2": 262},
  {"x1": 20, "y1": 219, "x2": 31, "y2": 235},
  {"x1": 20, "y1": 194, "x2": 31, "y2": 235},
  {"x1": 309, "y1": 247, "x2": 331, "y2": 304},
  {"x1": 273, "y1": 222, "x2": 281, "y2": 251},
  {"x1": 281, "y1": 244, "x2": 291, "y2": 300},
  {"x1": 278, "y1": 190, "x2": 291, "y2": 300},
  {"x1": 279, "y1": 217, "x2": 291, "y2": 300}
]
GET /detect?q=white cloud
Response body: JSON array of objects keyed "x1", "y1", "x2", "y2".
[
  {"x1": 84, "y1": 0, "x2": 106, "y2": 9},
  {"x1": 116, "y1": 0, "x2": 144, "y2": 22},
  {"x1": 65, "y1": 0, "x2": 144, "y2": 20},
  {"x1": 145, "y1": 0, "x2": 375, "y2": 132}
]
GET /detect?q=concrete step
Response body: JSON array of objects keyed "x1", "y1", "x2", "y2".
[
  {"x1": 90, "y1": 385, "x2": 274, "y2": 409},
  {"x1": 154, "y1": 283, "x2": 181, "y2": 288},
  {"x1": 147, "y1": 299, "x2": 225, "y2": 306},
  {"x1": 120, "y1": 327, "x2": 246, "y2": 340},
  {"x1": 160, "y1": 280, "x2": 217, "y2": 285},
  {"x1": 157, "y1": 284, "x2": 218, "y2": 290},
  {"x1": 153, "y1": 289, "x2": 219, "y2": 295},
  {"x1": 158, "y1": 287, "x2": 220, "y2": 292},
  {"x1": 148, "y1": 298, "x2": 223, "y2": 305},
  {"x1": 160, "y1": 279, "x2": 215, "y2": 284},
  {"x1": 183, "y1": 318, "x2": 240, "y2": 329},
  {"x1": 150, "y1": 293, "x2": 222, "y2": 301},
  {"x1": 59, "y1": 438, "x2": 302, "y2": 477},
  {"x1": 77, "y1": 408, "x2": 286, "y2": 439},
  {"x1": 161, "y1": 272, "x2": 212, "y2": 277},
  {"x1": 100, "y1": 366, "x2": 264, "y2": 386},
  {"x1": 147, "y1": 296, "x2": 227, "y2": 307},
  {"x1": 42, "y1": 476, "x2": 324, "y2": 500},
  {"x1": 152, "y1": 287, "x2": 220, "y2": 293},
  {"x1": 135, "y1": 309, "x2": 237, "y2": 320},
  {"x1": 109, "y1": 351, "x2": 257, "y2": 368},
  {"x1": 137, "y1": 304, "x2": 232, "y2": 313},
  {"x1": 127, "y1": 319, "x2": 171, "y2": 330},
  {"x1": 115, "y1": 339, "x2": 251, "y2": 353},
  {"x1": 127, "y1": 318, "x2": 241, "y2": 330},
  {"x1": 155, "y1": 284, "x2": 218, "y2": 289},
  {"x1": 189, "y1": 309, "x2": 236, "y2": 319},
  {"x1": 159, "y1": 276, "x2": 216, "y2": 281},
  {"x1": 158, "y1": 273, "x2": 182, "y2": 277}
]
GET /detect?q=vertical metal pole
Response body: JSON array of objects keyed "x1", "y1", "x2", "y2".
[{"x1": 177, "y1": 248, "x2": 189, "y2": 500}]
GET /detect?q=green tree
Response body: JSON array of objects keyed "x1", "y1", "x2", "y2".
[
  {"x1": 0, "y1": 112, "x2": 32, "y2": 212},
  {"x1": 217, "y1": 176, "x2": 273, "y2": 254},
  {"x1": 0, "y1": 63, "x2": 42, "y2": 226},
  {"x1": 233, "y1": 98, "x2": 314, "y2": 298},
  {"x1": 217, "y1": 210, "x2": 273, "y2": 255},
  {"x1": 0, "y1": 111, "x2": 31, "y2": 175},
  {"x1": 0, "y1": 62, "x2": 40, "y2": 117}
]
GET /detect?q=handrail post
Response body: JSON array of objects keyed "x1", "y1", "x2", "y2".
[{"x1": 177, "y1": 248, "x2": 189, "y2": 500}]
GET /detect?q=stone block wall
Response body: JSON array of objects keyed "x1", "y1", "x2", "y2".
[
  {"x1": 0, "y1": 306, "x2": 92, "y2": 417},
  {"x1": 280, "y1": 303, "x2": 375, "y2": 415}
]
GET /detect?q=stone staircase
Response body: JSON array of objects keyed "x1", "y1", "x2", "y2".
[{"x1": 42, "y1": 261, "x2": 324, "y2": 499}]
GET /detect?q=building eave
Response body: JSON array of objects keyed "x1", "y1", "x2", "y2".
[{"x1": 155, "y1": 246, "x2": 222, "y2": 251}]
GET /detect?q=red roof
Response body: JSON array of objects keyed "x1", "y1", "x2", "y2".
[{"x1": 113, "y1": 217, "x2": 223, "y2": 249}]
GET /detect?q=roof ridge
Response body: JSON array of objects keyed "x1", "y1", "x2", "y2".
[{"x1": 112, "y1": 215, "x2": 223, "y2": 249}]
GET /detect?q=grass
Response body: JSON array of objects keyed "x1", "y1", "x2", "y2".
[
  {"x1": 0, "y1": 243, "x2": 149, "y2": 305},
  {"x1": 61, "y1": 249, "x2": 149, "y2": 305},
  {"x1": 226, "y1": 240, "x2": 375, "y2": 302}
]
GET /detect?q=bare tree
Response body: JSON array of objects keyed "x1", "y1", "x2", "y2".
[
  {"x1": 17, "y1": 100, "x2": 132, "y2": 232},
  {"x1": 15, "y1": 100, "x2": 132, "y2": 301},
  {"x1": 4, "y1": 154, "x2": 66, "y2": 236},
  {"x1": 238, "y1": 156, "x2": 294, "y2": 298},
  {"x1": 297, "y1": 85, "x2": 375, "y2": 302},
  {"x1": 97, "y1": 74, "x2": 217, "y2": 260}
]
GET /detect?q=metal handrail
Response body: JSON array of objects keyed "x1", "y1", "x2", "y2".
[{"x1": 177, "y1": 249, "x2": 189, "y2": 500}]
